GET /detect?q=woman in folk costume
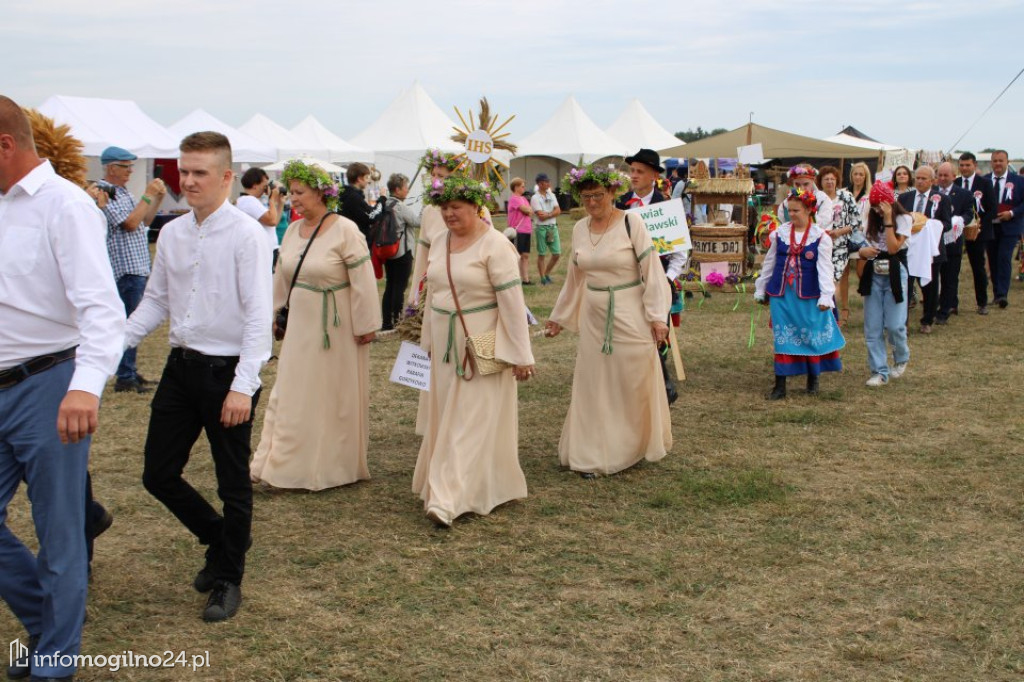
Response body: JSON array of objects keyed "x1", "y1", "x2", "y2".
[
  {"x1": 755, "y1": 188, "x2": 845, "y2": 400},
  {"x1": 406, "y1": 149, "x2": 493, "y2": 435},
  {"x1": 545, "y1": 166, "x2": 672, "y2": 478},
  {"x1": 413, "y1": 177, "x2": 535, "y2": 528},
  {"x1": 250, "y1": 161, "x2": 381, "y2": 491}
]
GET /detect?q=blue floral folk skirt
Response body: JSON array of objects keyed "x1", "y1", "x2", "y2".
[{"x1": 769, "y1": 285, "x2": 845, "y2": 377}]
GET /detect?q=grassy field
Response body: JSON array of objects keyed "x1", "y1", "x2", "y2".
[{"x1": 3, "y1": 215, "x2": 1024, "y2": 681}]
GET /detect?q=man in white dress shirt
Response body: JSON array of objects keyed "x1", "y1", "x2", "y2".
[
  {"x1": 126, "y1": 131, "x2": 272, "y2": 623},
  {"x1": 0, "y1": 95, "x2": 125, "y2": 681}
]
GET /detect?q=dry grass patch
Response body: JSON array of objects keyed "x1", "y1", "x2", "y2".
[{"x1": 3, "y1": 216, "x2": 1023, "y2": 681}]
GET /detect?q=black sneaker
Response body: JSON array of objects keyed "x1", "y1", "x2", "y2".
[
  {"x1": 113, "y1": 379, "x2": 151, "y2": 394},
  {"x1": 202, "y1": 581, "x2": 242, "y2": 622},
  {"x1": 194, "y1": 536, "x2": 253, "y2": 593},
  {"x1": 7, "y1": 634, "x2": 38, "y2": 680}
]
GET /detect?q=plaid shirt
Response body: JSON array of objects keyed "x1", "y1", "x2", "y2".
[{"x1": 99, "y1": 181, "x2": 151, "y2": 280}]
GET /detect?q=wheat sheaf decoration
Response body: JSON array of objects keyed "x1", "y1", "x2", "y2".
[
  {"x1": 450, "y1": 97, "x2": 517, "y2": 190},
  {"x1": 25, "y1": 108, "x2": 88, "y2": 188}
]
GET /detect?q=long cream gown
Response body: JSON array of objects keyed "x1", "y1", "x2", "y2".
[
  {"x1": 410, "y1": 204, "x2": 492, "y2": 436},
  {"x1": 251, "y1": 216, "x2": 382, "y2": 490},
  {"x1": 549, "y1": 213, "x2": 672, "y2": 475},
  {"x1": 413, "y1": 225, "x2": 534, "y2": 520}
]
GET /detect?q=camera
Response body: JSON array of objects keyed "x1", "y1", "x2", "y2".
[
  {"x1": 89, "y1": 182, "x2": 117, "y2": 200},
  {"x1": 268, "y1": 180, "x2": 287, "y2": 197},
  {"x1": 274, "y1": 307, "x2": 289, "y2": 340}
]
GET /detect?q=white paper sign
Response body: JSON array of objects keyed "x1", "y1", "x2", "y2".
[
  {"x1": 390, "y1": 341, "x2": 431, "y2": 391},
  {"x1": 736, "y1": 143, "x2": 765, "y2": 165},
  {"x1": 625, "y1": 198, "x2": 691, "y2": 254}
]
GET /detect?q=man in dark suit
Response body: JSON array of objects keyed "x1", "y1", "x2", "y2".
[
  {"x1": 957, "y1": 152, "x2": 997, "y2": 314},
  {"x1": 897, "y1": 165, "x2": 952, "y2": 333},
  {"x1": 935, "y1": 161, "x2": 974, "y2": 323},
  {"x1": 615, "y1": 148, "x2": 683, "y2": 405},
  {"x1": 984, "y1": 149, "x2": 1024, "y2": 308}
]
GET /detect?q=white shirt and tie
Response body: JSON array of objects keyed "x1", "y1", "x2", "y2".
[
  {"x1": 0, "y1": 161, "x2": 125, "y2": 396},
  {"x1": 124, "y1": 199, "x2": 272, "y2": 396}
]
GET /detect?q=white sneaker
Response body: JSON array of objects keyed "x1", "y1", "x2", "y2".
[
  {"x1": 866, "y1": 374, "x2": 888, "y2": 387},
  {"x1": 890, "y1": 363, "x2": 908, "y2": 379}
]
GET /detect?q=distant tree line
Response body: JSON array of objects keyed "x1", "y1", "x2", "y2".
[{"x1": 674, "y1": 127, "x2": 728, "y2": 143}]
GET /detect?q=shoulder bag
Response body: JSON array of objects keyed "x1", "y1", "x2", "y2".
[{"x1": 274, "y1": 213, "x2": 329, "y2": 341}]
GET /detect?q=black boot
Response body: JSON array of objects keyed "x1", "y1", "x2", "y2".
[
  {"x1": 768, "y1": 375, "x2": 786, "y2": 400},
  {"x1": 806, "y1": 373, "x2": 820, "y2": 395}
]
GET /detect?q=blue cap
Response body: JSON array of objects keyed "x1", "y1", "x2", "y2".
[
  {"x1": 100, "y1": 146, "x2": 138, "y2": 165},
  {"x1": 535, "y1": 173, "x2": 550, "y2": 183}
]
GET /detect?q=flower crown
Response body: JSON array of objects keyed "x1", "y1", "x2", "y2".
[
  {"x1": 562, "y1": 165, "x2": 631, "y2": 199},
  {"x1": 787, "y1": 164, "x2": 818, "y2": 180},
  {"x1": 786, "y1": 187, "x2": 818, "y2": 214},
  {"x1": 280, "y1": 160, "x2": 340, "y2": 211},
  {"x1": 423, "y1": 175, "x2": 495, "y2": 209},
  {"x1": 418, "y1": 148, "x2": 464, "y2": 175}
]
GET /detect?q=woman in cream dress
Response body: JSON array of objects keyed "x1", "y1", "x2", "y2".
[
  {"x1": 408, "y1": 150, "x2": 493, "y2": 436},
  {"x1": 414, "y1": 177, "x2": 535, "y2": 527},
  {"x1": 545, "y1": 166, "x2": 672, "y2": 477},
  {"x1": 251, "y1": 161, "x2": 380, "y2": 491}
]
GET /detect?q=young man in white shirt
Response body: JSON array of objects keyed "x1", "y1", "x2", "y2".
[
  {"x1": 126, "y1": 131, "x2": 272, "y2": 623},
  {"x1": 0, "y1": 95, "x2": 126, "y2": 681},
  {"x1": 530, "y1": 173, "x2": 561, "y2": 284},
  {"x1": 236, "y1": 166, "x2": 284, "y2": 269}
]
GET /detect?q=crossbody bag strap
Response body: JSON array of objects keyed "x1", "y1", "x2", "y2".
[
  {"x1": 283, "y1": 213, "x2": 329, "y2": 310},
  {"x1": 445, "y1": 232, "x2": 474, "y2": 380}
]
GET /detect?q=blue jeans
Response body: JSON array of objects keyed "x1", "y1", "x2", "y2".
[
  {"x1": 0, "y1": 361, "x2": 89, "y2": 678},
  {"x1": 116, "y1": 274, "x2": 147, "y2": 382},
  {"x1": 862, "y1": 266, "x2": 910, "y2": 379}
]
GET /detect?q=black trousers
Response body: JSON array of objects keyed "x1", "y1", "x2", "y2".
[
  {"x1": 965, "y1": 238, "x2": 990, "y2": 307},
  {"x1": 938, "y1": 238, "x2": 964, "y2": 318},
  {"x1": 920, "y1": 262, "x2": 941, "y2": 325},
  {"x1": 381, "y1": 251, "x2": 413, "y2": 330},
  {"x1": 141, "y1": 350, "x2": 259, "y2": 585}
]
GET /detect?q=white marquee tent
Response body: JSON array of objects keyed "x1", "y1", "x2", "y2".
[
  {"x1": 510, "y1": 96, "x2": 628, "y2": 193},
  {"x1": 291, "y1": 116, "x2": 372, "y2": 164},
  {"x1": 350, "y1": 82, "x2": 461, "y2": 200},
  {"x1": 605, "y1": 99, "x2": 682, "y2": 153},
  {"x1": 168, "y1": 109, "x2": 276, "y2": 163},
  {"x1": 240, "y1": 114, "x2": 321, "y2": 161}
]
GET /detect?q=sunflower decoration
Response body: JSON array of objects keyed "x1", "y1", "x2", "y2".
[
  {"x1": 24, "y1": 108, "x2": 88, "y2": 187},
  {"x1": 449, "y1": 97, "x2": 517, "y2": 190}
]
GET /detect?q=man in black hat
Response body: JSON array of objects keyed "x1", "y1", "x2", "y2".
[{"x1": 616, "y1": 148, "x2": 685, "y2": 405}]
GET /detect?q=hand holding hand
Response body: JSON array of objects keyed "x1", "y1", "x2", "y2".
[
  {"x1": 544, "y1": 321, "x2": 562, "y2": 338},
  {"x1": 356, "y1": 332, "x2": 376, "y2": 345}
]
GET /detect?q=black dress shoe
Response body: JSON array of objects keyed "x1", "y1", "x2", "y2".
[
  {"x1": 135, "y1": 374, "x2": 156, "y2": 386},
  {"x1": 977, "y1": 305, "x2": 989, "y2": 315},
  {"x1": 89, "y1": 505, "x2": 113, "y2": 540},
  {"x1": 203, "y1": 581, "x2": 242, "y2": 622},
  {"x1": 113, "y1": 379, "x2": 151, "y2": 394},
  {"x1": 579, "y1": 472, "x2": 597, "y2": 480},
  {"x1": 997, "y1": 297, "x2": 1009, "y2": 309},
  {"x1": 8, "y1": 634, "x2": 38, "y2": 679}
]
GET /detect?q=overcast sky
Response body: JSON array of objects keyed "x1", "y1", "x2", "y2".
[{"x1": 5, "y1": 0, "x2": 1023, "y2": 156}]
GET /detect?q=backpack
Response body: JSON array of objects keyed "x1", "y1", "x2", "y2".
[{"x1": 369, "y1": 198, "x2": 402, "y2": 261}]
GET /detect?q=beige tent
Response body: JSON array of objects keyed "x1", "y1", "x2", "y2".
[{"x1": 660, "y1": 122, "x2": 875, "y2": 160}]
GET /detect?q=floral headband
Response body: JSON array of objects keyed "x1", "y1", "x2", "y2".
[
  {"x1": 418, "y1": 148, "x2": 464, "y2": 175},
  {"x1": 422, "y1": 175, "x2": 495, "y2": 209},
  {"x1": 787, "y1": 187, "x2": 818, "y2": 214},
  {"x1": 787, "y1": 164, "x2": 818, "y2": 180},
  {"x1": 562, "y1": 165, "x2": 631, "y2": 200},
  {"x1": 280, "y1": 160, "x2": 340, "y2": 212}
]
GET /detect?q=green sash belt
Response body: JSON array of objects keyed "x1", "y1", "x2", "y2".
[
  {"x1": 586, "y1": 279, "x2": 642, "y2": 355},
  {"x1": 295, "y1": 281, "x2": 350, "y2": 349},
  {"x1": 430, "y1": 302, "x2": 498, "y2": 377}
]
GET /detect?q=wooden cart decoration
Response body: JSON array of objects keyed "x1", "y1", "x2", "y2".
[{"x1": 685, "y1": 175, "x2": 755, "y2": 288}]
